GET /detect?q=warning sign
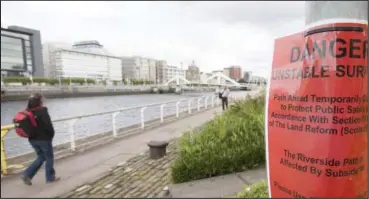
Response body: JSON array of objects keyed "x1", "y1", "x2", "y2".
[{"x1": 266, "y1": 22, "x2": 368, "y2": 198}]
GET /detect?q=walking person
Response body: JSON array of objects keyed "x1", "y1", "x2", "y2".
[
  {"x1": 18, "y1": 93, "x2": 60, "y2": 185},
  {"x1": 221, "y1": 87, "x2": 230, "y2": 110}
]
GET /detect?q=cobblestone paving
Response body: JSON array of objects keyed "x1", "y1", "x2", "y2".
[{"x1": 58, "y1": 140, "x2": 179, "y2": 198}]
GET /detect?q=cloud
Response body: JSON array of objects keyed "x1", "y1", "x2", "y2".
[{"x1": 1, "y1": 1, "x2": 305, "y2": 78}]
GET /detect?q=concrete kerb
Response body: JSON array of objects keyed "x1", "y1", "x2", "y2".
[
  {"x1": 2, "y1": 104, "x2": 223, "y2": 178},
  {"x1": 168, "y1": 166, "x2": 267, "y2": 198}
]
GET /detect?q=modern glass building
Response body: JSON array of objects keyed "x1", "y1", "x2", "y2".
[{"x1": 1, "y1": 26, "x2": 44, "y2": 77}]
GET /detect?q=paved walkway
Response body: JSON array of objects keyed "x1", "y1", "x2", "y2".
[
  {"x1": 1, "y1": 107, "x2": 223, "y2": 198},
  {"x1": 60, "y1": 140, "x2": 179, "y2": 198}
]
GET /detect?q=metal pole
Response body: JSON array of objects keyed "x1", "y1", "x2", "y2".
[
  {"x1": 304, "y1": 1, "x2": 368, "y2": 198},
  {"x1": 305, "y1": 1, "x2": 367, "y2": 28}
]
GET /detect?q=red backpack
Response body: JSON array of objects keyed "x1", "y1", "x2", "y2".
[{"x1": 13, "y1": 110, "x2": 38, "y2": 138}]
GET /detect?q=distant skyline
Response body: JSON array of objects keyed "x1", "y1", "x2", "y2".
[{"x1": 1, "y1": 1, "x2": 305, "y2": 77}]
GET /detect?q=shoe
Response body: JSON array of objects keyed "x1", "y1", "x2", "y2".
[
  {"x1": 46, "y1": 177, "x2": 61, "y2": 184},
  {"x1": 20, "y1": 174, "x2": 32, "y2": 186}
]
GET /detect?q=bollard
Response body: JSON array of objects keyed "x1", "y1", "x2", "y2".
[{"x1": 147, "y1": 141, "x2": 169, "y2": 159}]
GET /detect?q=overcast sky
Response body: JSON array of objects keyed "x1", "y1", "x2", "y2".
[{"x1": 1, "y1": 1, "x2": 305, "y2": 77}]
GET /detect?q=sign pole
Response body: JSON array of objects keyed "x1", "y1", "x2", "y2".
[{"x1": 266, "y1": 1, "x2": 368, "y2": 198}]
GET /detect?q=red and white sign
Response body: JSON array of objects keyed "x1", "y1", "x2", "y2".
[{"x1": 266, "y1": 22, "x2": 368, "y2": 198}]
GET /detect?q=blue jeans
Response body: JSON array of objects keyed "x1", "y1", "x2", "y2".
[{"x1": 23, "y1": 140, "x2": 56, "y2": 182}]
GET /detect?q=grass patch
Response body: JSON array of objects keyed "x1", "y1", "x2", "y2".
[
  {"x1": 236, "y1": 180, "x2": 269, "y2": 198},
  {"x1": 171, "y1": 90, "x2": 266, "y2": 183}
]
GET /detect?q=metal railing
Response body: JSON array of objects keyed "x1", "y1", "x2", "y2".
[{"x1": 0, "y1": 94, "x2": 246, "y2": 175}]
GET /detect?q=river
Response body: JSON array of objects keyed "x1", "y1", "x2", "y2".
[{"x1": 1, "y1": 91, "x2": 222, "y2": 158}]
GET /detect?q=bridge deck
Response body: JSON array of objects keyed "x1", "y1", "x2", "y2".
[{"x1": 1, "y1": 107, "x2": 223, "y2": 198}]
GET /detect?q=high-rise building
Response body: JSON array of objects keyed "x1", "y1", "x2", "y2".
[
  {"x1": 185, "y1": 60, "x2": 200, "y2": 83},
  {"x1": 43, "y1": 40, "x2": 122, "y2": 81},
  {"x1": 156, "y1": 60, "x2": 167, "y2": 84},
  {"x1": 1, "y1": 26, "x2": 44, "y2": 77},
  {"x1": 121, "y1": 56, "x2": 157, "y2": 82},
  {"x1": 228, "y1": 65, "x2": 242, "y2": 80}
]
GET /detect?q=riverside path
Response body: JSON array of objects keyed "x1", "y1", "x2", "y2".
[
  {"x1": 0, "y1": 90, "x2": 260, "y2": 198},
  {"x1": 1, "y1": 106, "x2": 225, "y2": 198}
]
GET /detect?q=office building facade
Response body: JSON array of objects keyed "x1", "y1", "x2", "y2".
[
  {"x1": 44, "y1": 40, "x2": 122, "y2": 81},
  {"x1": 223, "y1": 67, "x2": 231, "y2": 78},
  {"x1": 156, "y1": 60, "x2": 167, "y2": 84},
  {"x1": 1, "y1": 26, "x2": 44, "y2": 77},
  {"x1": 121, "y1": 56, "x2": 157, "y2": 82},
  {"x1": 166, "y1": 65, "x2": 185, "y2": 82},
  {"x1": 156, "y1": 61, "x2": 185, "y2": 84}
]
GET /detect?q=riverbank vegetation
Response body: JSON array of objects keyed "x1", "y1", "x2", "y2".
[
  {"x1": 123, "y1": 79, "x2": 155, "y2": 85},
  {"x1": 171, "y1": 90, "x2": 266, "y2": 183},
  {"x1": 2, "y1": 76, "x2": 96, "y2": 85}
]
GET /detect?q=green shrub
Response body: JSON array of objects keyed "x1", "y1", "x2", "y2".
[
  {"x1": 236, "y1": 180, "x2": 269, "y2": 198},
  {"x1": 129, "y1": 79, "x2": 154, "y2": 85},
  {"x1": 171, "y1": 91, "x2": 266, "y2": 183},
  {"x1": 2, "y1": 76, "x2": 96, "y2": 85},
  {"x1": 86, "y1": 78, "x2": 96, "y2": 85},
  {"x1": 3, "y1": 77, "x2": 31, "y2": 85}
]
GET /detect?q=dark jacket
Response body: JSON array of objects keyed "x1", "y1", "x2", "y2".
[{"x1": 28, "y1": 106, "x2": 55, "y2": 140}]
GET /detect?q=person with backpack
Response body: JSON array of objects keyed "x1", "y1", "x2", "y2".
[
  {"x1": 221, "y1": 87, "x2": 230, "y2": 110},
  {"x1": 13, "y1": 93, "x2": 60, "y2": 185}
]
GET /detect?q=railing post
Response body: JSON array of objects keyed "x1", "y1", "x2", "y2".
[
  {"x1": 160, "y1": 104, "x2": 166, "y2": 123},
  {"x1": 188, "y1": 99, "x2": 194, "y2": 114},
  {"x1": 176, "y1": 101, "x2": 181, "y2": 118},
  {"x1": 140, "y1": 107, "x2": 147, "y2": 129},
  {"x1": 197, "y1": 98, "x2": 201, "y2": 112},
  {"x1": 211, "y1": 96, "x2": 215, "y2": 107},
  {"x1": 68, "y1": 119, "x2": 79, "y2": 152},
  {"x1": 204, "y1": 96, "x2": 208, "y2": 109},
  {"x1": 112, "y1": 111, "x2": 120, "y2": 137},
  {"x1": 1, "y1": 128, "x2": 9, "y2": 175}
]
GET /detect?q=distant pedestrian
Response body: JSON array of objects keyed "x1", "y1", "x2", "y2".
[
  {"x1": 14, "y1": 93, "x2": 60, "y2": 185},
  {"x1": 221, "y1": 87, "x2": 230, "y2": 110}
]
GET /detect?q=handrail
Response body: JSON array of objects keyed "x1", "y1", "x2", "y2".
[{"x1": 1, "y1": 98, "x2": 196, "y2": 130}]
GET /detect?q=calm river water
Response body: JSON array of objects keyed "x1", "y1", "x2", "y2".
[{"x1": 1, "y1": 91, "x2": 223, "y2": 157}]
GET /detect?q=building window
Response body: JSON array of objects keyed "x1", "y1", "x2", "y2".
[{"x1": 1, "y1": 35, "x2": 26, "y2": 71}]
